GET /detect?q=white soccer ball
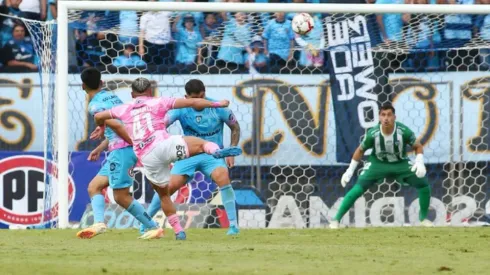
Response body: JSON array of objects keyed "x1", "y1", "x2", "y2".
[{"x1": 291, "y1": 13, "x2": 314, "y2": 35}]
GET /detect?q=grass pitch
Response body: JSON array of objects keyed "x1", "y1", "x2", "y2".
[{"x1": 0, "y1": 228, "x2": 489, "y2": 275}]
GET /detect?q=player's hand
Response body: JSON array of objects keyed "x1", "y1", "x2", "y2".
[
  {"x1": 340, "y1": 169, "x2": 354, "y2": 188},
  {"x1": 226, "y1": 156, "x2": 235, "y2": 168},
  {"x1": 90, "y1": 126, "x2": 105, "y2": 140},
  {"x1": 306, "y1": 44, "x2": 317, "y2": 56},
  {"x1": 219, "y1": 100, "x2": 230, "y2": 108},
  {"x1": 87, "y1": 149, "x2": 102, "y2": 161},
  {"x1": 411, "y1": 154, "x2": 426, "y2": 178}
]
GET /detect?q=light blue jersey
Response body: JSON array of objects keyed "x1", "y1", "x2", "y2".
[
  {"x1": 217, "y1": 19, "x2": 252, "y2": 64},
  {"x1": 88, "y1": 90, "x2": 129, "y2": 149},
  {"x1": 262, "y1": 18, "x2": 294, "y2": 60},
  {"x1": 175, "y1": 26, "x2": 203, "y2": 65},
  {"x1": 165, "y1": 104, "x2": 237, "y2": 148},
  {"x1": 88, "y1": 90, "x2": 136, "y2": 189},
  {"x1": 375, "y1": 0, "x2": 404, "y2": 42},
  {"x1": 164, "y1": 101, "x2": 238, "y2": 179}
]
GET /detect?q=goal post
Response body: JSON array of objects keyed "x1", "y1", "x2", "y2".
[
  {"x1": 57, "y1": 1, "x2": 490, "y2": 14},
  {"x1": 52, "y1": 1, "x2": 490, "y2": 229}
]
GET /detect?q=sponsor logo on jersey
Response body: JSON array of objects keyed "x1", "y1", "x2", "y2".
[
  {"x1": 175, "y1": 145, "x2": 186, "y2": 160},
  {"x1": 138, "y1": 135, "x2": 155, "y2": 149},
  {"x1": 128, "y1": 167, "x2": 135, "y2": 177},
  {"x1": 0, "y1": 155, "x2": 76, "y2": 225},
  {"x1": 184, "y1": 127, "x2": 221, "y2": 137}
]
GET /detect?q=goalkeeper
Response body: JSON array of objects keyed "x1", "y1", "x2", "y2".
[{"x1": 330, "y1": 103, "x2": 433, "y2": 229}]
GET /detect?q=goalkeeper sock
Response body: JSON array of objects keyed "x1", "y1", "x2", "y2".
[
  {"x1": 418, "y1": 186, "x2": 431, "y2": 221},
  {"x1": 220, "y1": 184, "x2": 238, "y2": 227},
  {"x1": 91, "y1": 194, "x2": 106, "y2": 224},
  {"x1": 147, "y1": 192, "x2": 161, "y2": 218},
  {"x1": 168, "y1": 214, "x2": 183, "y2": 234},
  {"x1": 127, "y1": 200, "x2": 158, "y2": 230},
  {"x1": 334, "y1": 184, "x2": 365, "y2": 221}
]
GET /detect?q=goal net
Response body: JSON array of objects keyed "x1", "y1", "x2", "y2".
[{"x1": 17, "y1": 1, "x2": 490, "y2": 229}]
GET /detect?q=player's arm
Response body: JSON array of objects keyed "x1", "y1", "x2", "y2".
[
  {"x1": 94, "y1": 110, "x2": 112, "y2": 126},
  {"x1": 96, "y1": 138, "x2": 109, "y2": 151},
  {"x1": 163, "y1": 109, "x2": 180, "y2": 129},
  {"x1": 94, "y1": 110, "x2": 133, "y2": 145},
  {"x1": 408, "y1": 131, "x2": 426, "y2": 178},
  {"x1": 229, "y1": 122, "x2": 240, "y2": 147},
  {"x1": 412, "y1": 141, "x2": 424, "y2": 155},
  {"x1": 221, "y1": 109, "x2": 240, "y2": 147},
  {"x1": 105, "y1": 119, "x2": 133, "y2": 145},
  {"x1": 351, "y1": 146, "x2": 364, "y2": 162},
  {"x1": 339, "y1": 146, "x2": 364, "y2": 187},
  {"x1": 173, "y1": 98, "x2": 229, "y2": 110},
  {"x1": 340, "y1": 133, "x2": 373, "y2": 187},
  {"x1": 88, "y1": 139, "x2": 108, "y2": 161},
  {"x1": 219, "y1": 108, "x2": 241, "y2": 167}
]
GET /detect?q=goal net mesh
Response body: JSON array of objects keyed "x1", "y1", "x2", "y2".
[{"x1": 18, "y1": 5, "x2": 490, "y2": 228}]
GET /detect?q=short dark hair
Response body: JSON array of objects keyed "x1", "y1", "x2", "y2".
[
  {"x1": 80, "y1": 67, "x2": 101, "y2": 90},
  {"x1": 380, "y1": 103, "x2": 396, "y2": 114},
  {"x1": 12, "y1": 22, "x2": 26, "y2": 33},
  {"x1": 185, "y1": 79, "x2": 205, "y2": 95}
]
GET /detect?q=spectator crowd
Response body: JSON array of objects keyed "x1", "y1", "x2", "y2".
[{"x1": 0, "y1": 0, "x2": 489, "y2": 74}]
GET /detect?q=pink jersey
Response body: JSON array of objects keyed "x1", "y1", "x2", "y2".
[{"x1": 109, "y1": 96, "x2": 176, "y2": 158}]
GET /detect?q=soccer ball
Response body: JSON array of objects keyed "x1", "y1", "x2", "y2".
[{"x1": 291, "y1": 13, "x2": 314, "y2": 35}]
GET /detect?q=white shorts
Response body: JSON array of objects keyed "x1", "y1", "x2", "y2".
[{"x1": 140, "y1": 135, "x2": 188, "y2": 186}]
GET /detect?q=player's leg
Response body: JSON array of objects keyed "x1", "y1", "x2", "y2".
[
  {"x1": 145, "y1": 191, "x2": 162, "y2": 224},
  {"x1": 203, "y1": 157, "x2": 239, "y2": 235},
  {"x1": 330, "y1": 161, "x2": 383, "y2": 229},
  {"x1": 182, "y1": 136, "x2": 242, "y2": 159},
  {"x1": 398, "y1": 162, "x2": 433, "y2": 227},
  {"x1": 141, "y1": 159, "x2": 194, "y2": 234},
  {"x1": 76, "y1": 166, "x2": 109, "y2": 239},
  {"x1": 140, "y1": 145, "x2": 187, "y2": 240},
  {"x1": 150, "y1": 183, "x2": 186, "y2": 240},
  {"x1": 112, "y1": 187, "x2": 160, "y2": 232},
  {"x1": 141, "y1": 177, "x2": 186, "y2": 235},
  {"x1": 108, "y1": 147, "x2": 161, "y2": 237},
  {"x1": 143, "y1": 135, "x2": 239, "y2": 222},
  {"x1": 330, "y1": 179, "x2": 376, "y2": 229}
]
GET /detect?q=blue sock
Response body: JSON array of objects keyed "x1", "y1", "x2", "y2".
[
  {"x1": 147, "y1": 192, "x2": 161, "y2": 218},
  {"x1": 91, "y1": 194, "x2": 106, "y2": 224},
  {"x1": 220, "y1": 184, "x2": 238, "y2": 227},
  {"x1": 127, "y1": 200, "x2": 158, "y2": 229}
]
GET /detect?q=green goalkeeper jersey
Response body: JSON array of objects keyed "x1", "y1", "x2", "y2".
[{"x1": 360, "y1": 122, "x2": 417, "y2": 163}]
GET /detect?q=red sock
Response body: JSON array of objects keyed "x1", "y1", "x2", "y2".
[
  {"x1": 168, "y1": 214, "x2": 183, "y2": 234},
  {"x1": 203, "y1": 142, "x2": 219, "y2": 154}
]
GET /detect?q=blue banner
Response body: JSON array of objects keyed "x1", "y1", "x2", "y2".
[{"x1": 325, "y1": 12, "x2": 385, "y2": 163}]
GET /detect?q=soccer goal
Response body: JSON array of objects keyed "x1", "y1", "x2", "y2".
[{"x1": 22, "y1": 1, "x2": 490, "y2": 229}]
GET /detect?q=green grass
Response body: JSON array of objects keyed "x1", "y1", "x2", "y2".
[{"x1": 0, "y1": 228, "x2": 489, "y2": 275}]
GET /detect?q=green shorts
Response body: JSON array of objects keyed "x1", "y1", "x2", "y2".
[{"x1": 356, "y1": 159, "x2": 429, "y2": 190}]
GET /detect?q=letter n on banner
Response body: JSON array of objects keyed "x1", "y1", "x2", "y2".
[{"x1": 323, "y1": 6, "x2": 386, "y2": 163}]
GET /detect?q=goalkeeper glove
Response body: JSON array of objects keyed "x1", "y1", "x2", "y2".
[
  {"x1": 341, "y1": 159, "x2": 359, "y2": 187},
  {"x1": 411, "y1": 154, "x2": 426, "y2": 178}
]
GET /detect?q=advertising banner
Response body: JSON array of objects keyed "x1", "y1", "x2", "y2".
[
  {"x1": 2, "y1": 72, "x2": 489, "y2": 164},
  {"x1": 0, "y1": 151, "x2": 267, "y2": 228},
  {"x1": 325, "y1": 13, "x2": 384, "y2": 163}
]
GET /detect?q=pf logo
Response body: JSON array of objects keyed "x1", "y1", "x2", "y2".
[{"x1": 0, "y1": 155, "x2": 76, "y2": 225}]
